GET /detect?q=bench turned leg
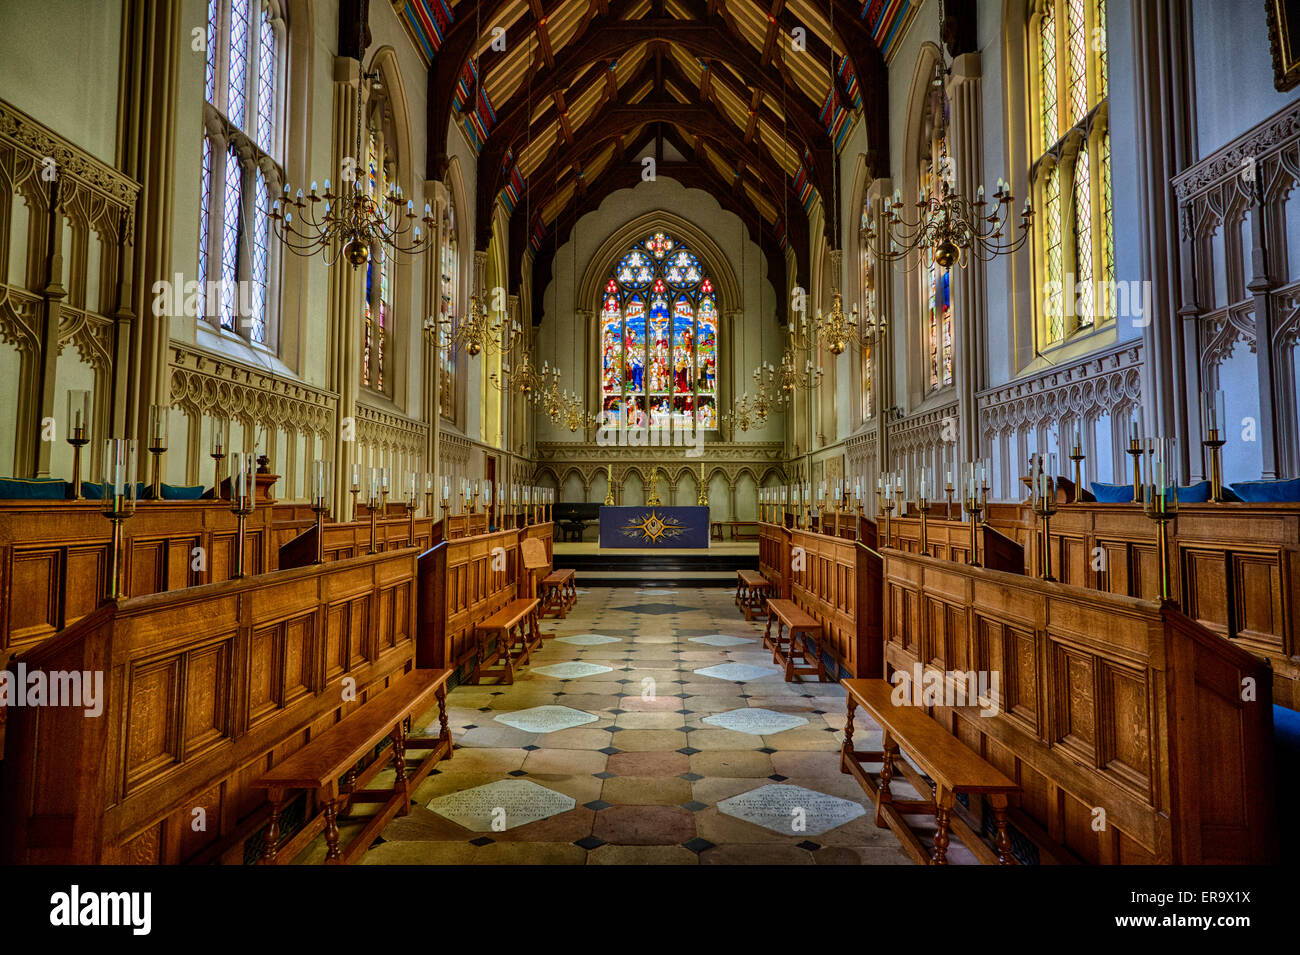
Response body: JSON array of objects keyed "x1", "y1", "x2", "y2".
[
  {"x1": 437, "y1": 686, "x2": 452, "y2": 759},
  {"x1": 763, "y1": 610, "x2": 775, "y2": 647},
  {"x1": 875, "y1": 733, "x2": 898, "y2": 828},
  {"x1": 323, "y1": 798, "x2": 343, "y2": 863},
  {"x1": 841, "y1": 699, "x2": 855, "y2": 774},
  {"x1": 261, "y1": 791, "x2": 285, "y2": 864},
  {"x1": 932, "y1": 788, "x2": 955, "y2": 865},
  {"x1": 989, "y1": 794, "x2": 1013, "y2": 865},
  {"x1": 392, "y1": 720, "x2": 410, "y2": 814}
]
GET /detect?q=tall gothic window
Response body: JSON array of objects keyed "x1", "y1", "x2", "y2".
[
  {"x1": 361, "y1": 97, "x2": 396, "y2": 394},
  {"x1": 197, "y1": 0, "x2": 283, "y2": 347},
  {"x1": 439, "y1": 199, "x2": 458, "y2": 419},
  {"x1": 858, "y1": 201, "x2": 875, "y2": 421},
  {"x1": 1030, "y1": 0, "x2": 1113, "y2": 347},
  {"x1": 600, "y1": 231, "x2": 718, "y2": 431},
  {"x1": 919, "y1": 133, "x2": 953, "y2": 390}
]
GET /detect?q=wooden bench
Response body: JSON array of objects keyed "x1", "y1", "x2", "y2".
[
  {"x1": 472, "y1": 597, "x2": 541, "y2": 684},
  {"x1": 841, "y1": 678, "x2": 1021, "y2": 865},
  {"x1": 763, "y1": 597, "x2": 827, "y2": 681},
  {"x1": 541, "y1": 567, "x2": 577, "y2": 618},
  {"x1": 735, "y1": 568, "x2": 773, "y2": 621},
  {"x1": 252, "y1": 668, "x2": 454, "y2": 865}
]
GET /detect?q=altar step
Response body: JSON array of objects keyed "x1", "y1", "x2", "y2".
[{"x1": 554, "y1": 550, "x2": 758, "y2": 587}]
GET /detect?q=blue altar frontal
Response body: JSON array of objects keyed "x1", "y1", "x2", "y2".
[{"x1": 598, "y1": 505, "x2": 711, "y2": 549}]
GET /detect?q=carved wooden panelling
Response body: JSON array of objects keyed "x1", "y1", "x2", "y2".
[
  {"x1": 9, "y1": 549, "x2": 60, "y2": 645},
  {"x1": 182, "y1": 639, "x2": 231, "y2": 758},
  {"x1": 1052, "y1": 644, "x2": 1098, "y2": 764},
  {"x1": 1099, "y1": 662, "x2": 1151, "y2": 794},
  {"x1": 125, "y1": 657, "x2": 181, "y2": 793}
]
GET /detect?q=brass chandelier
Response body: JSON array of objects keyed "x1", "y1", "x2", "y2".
[
  {"x1": 862, "y1": 0, "x2": 1033, "y2": 270},
  {"x1": 270, "y1": 19, "x2": 434, "y2": 268}
]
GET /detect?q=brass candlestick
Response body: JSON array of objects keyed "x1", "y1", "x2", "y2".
[
  {"x1": 101, "y1": 438, "x2": 138, "y2": 600},
  {"x1": 1127, "y1": 438, "x2": 1145, "y2": 503},
  {"x1": 1069, "y1": 444, "x2": 1085, "y2": 499},
  {"x1": 211, "y1": 448, "x2": 227, "y2": 500},
  {"x1": 918, "y1": 495, "x2": 931, "y2": 554},
  {"x1": 147, "y1": 405, "x2": 168, "y2": 500},
  {"x1": 944, "y1": 483, "x2": 954, "y2": 514},
  {"x1": 1033, "y1": 482, "x2": 1059, "y2": 582},
  {"x1": 881, "y1": 498, "x2": 895, "y2": 547},
  {"x1": 368, "y1": 495, "x2": 380, "y2": 553},
  {"x1": 1204, "y1": 428, "x2": 1226, "y2": 503},
  {"x1": 68, "y1": 426, "x2": 89, "y2": 500},
  {"x1": 230, "y1": 453, "x2": 256, "y2": 579},
  {"x1": 965, "y1": 495, "x2": 983, "y2": 567}
]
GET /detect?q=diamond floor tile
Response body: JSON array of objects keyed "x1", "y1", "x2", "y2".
[
  {"x1": 554, "y1": 633, "x2": 623, "y2": 645},
  {"x1": 532, "y1": 661, "x2": 616, "y2": 679},
  {"x1": 693, "y1": 662, "x2": 784, "y2": 682},
  {"x1": 702, "y1": 707, "x2": 810, "y2": 735},
  {"x1": 688, "y1": 634, "x2": 757, "y2": 647},
  {"x1": 427, "y1": 779, "x2": 577, "y2": 832},
  {"x1": 716, "y1": 783, "x2": 866, "y2": 836},
  {"x1": 494, "y1": 705, "x2": 600, "y2": 733}
]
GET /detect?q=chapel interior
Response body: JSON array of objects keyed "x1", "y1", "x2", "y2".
[{"x1": 0, "y1": 0, "x2": 1296, "y2": 868}]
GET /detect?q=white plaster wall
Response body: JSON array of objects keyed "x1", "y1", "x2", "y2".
[{"x1": 0, "y1": 0, "x2": 122, "y2": 164}]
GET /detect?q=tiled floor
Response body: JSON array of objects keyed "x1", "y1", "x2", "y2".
[{"x1": 334, "y1": 587, "x2": 927, "y2": 864}]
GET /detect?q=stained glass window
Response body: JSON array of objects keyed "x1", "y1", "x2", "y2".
[
  {"x1": 219, "y1": 144, "x2": 242, "y2": 331},
  {"x1": 1031, "y1": 0, "x2": 1111, "y2": 346},
  {"x1": 197, "y1": 134, "x2": 212, "y2": 321},
  {"x1": 926, "y1": 258, "x2": 952, "y2": 389},
  {"x1": 1073, "y1": 147, "x2": 1093, "y2": 328},
  {"x1": 250, "y1": 167, "x2": 269, "y2": 343},
  {"x1": 859, "y1": 199, "x2": 875, "y2": 421},
  {"x1": 1045, "y1": 163, "x2": 1063, "y2": 342},
  {"x1": 1040, "y1": 3, "x2": 1057, "y2": 151},
  {"x1": 256, "y1": 4, "x2": 276, "y2": 153},
  {"x1": 440, "y1": 200, "x2": 458, "y2": 418},
  {"x1": 601, "y1": 231, "x2": 717, "y2": 431},
  {"x1": 362, "y1": 109, "x2": 393, "y2": 393},
  {"x1": 198, "y1": 0, "x2": 283, "y2": 347}
]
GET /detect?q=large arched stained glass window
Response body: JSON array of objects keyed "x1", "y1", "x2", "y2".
[{"x1": 600, "y1": 231, "x2": 718, "y2": 431}]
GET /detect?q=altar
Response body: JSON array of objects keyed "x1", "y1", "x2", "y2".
[{"x1": 598, "y1": 505, "x2": 711, "y2": 549}]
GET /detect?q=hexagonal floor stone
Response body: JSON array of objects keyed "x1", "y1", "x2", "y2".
[
  {"x1": 493, "y1": 704, "x2": 599, "y2": 734},
  {"x1": 427, "y1": 779, "x2": 576, "y2": 832},
  {"x1": 688, "y1": 634, "x2": 756, "y2": 647},
  {"x1": 554, "y1": 634, "x2": 622, "y2": 646},
  {"x1": 693, "y1": 662, "x2": 783, "y2": 682},
  {"x1": 636, "y1": 589, "x2": 678, "y2": 596},
  {"x1": 532, "y1": 661, "x2": 615, "y2": 679},
  {"x1": 702, "y1": 707, "x2": 809, "y2": 736},
  {"x1": 716, "y1": 784, "x2": 866, "y2": 836}
]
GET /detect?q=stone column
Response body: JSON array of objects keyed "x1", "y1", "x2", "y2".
[
  {"x1": 1131, "y1": 0, "x2": 1196, "y2": 474},
  {"x1": 948, "y1": 53, "x2": 985, "y2": 474},
  {"x1": 117, "y1": 0, "x2": 182, "y2": 479},
  {"x1": 868, "y1": 177, "x2": 894, "y2": 479},
  {"x1": 327, "y1": 56, "x2": 364, "y2": 519},
  {"x1": 423, "y1": 178, "x2": 448, "y2": 509},
  {"x1": 726, "y1": 309, "x2": 743, "y2": 442}
]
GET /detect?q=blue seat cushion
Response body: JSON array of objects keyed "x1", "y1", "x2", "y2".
[
  {"x1": 0, "y1": 477, "x2": 68, "y2": 499},
  {"x1": 159, "y1": 483, "x2": 206, "y2": 500},
  {"x1": 1229, "y1": 478, "x2": 1300, "y2": 503},
  {"x1": 1178, "y1": 481, "x2": 1211, "y2": 504},
  {"x1": 82, "y1": 481, "x2": 148, "y2": 500},
  {"x1": 1090, "y1": 481, "x2": 1133, "y2": 503}
]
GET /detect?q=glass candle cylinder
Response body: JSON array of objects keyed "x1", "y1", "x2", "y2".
[
  {"x1": 67, "y1": 390, "x2": 91, "y2": 441},
  {"x1": 148, "y1": 405, "x2": 169, "y2": 451},
  {"x1": 102, "y1": 438, "x2": 138, "y2": 515},
  {"x1": 310, "y1": 459, "x2": 330, "y2": 509}
]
